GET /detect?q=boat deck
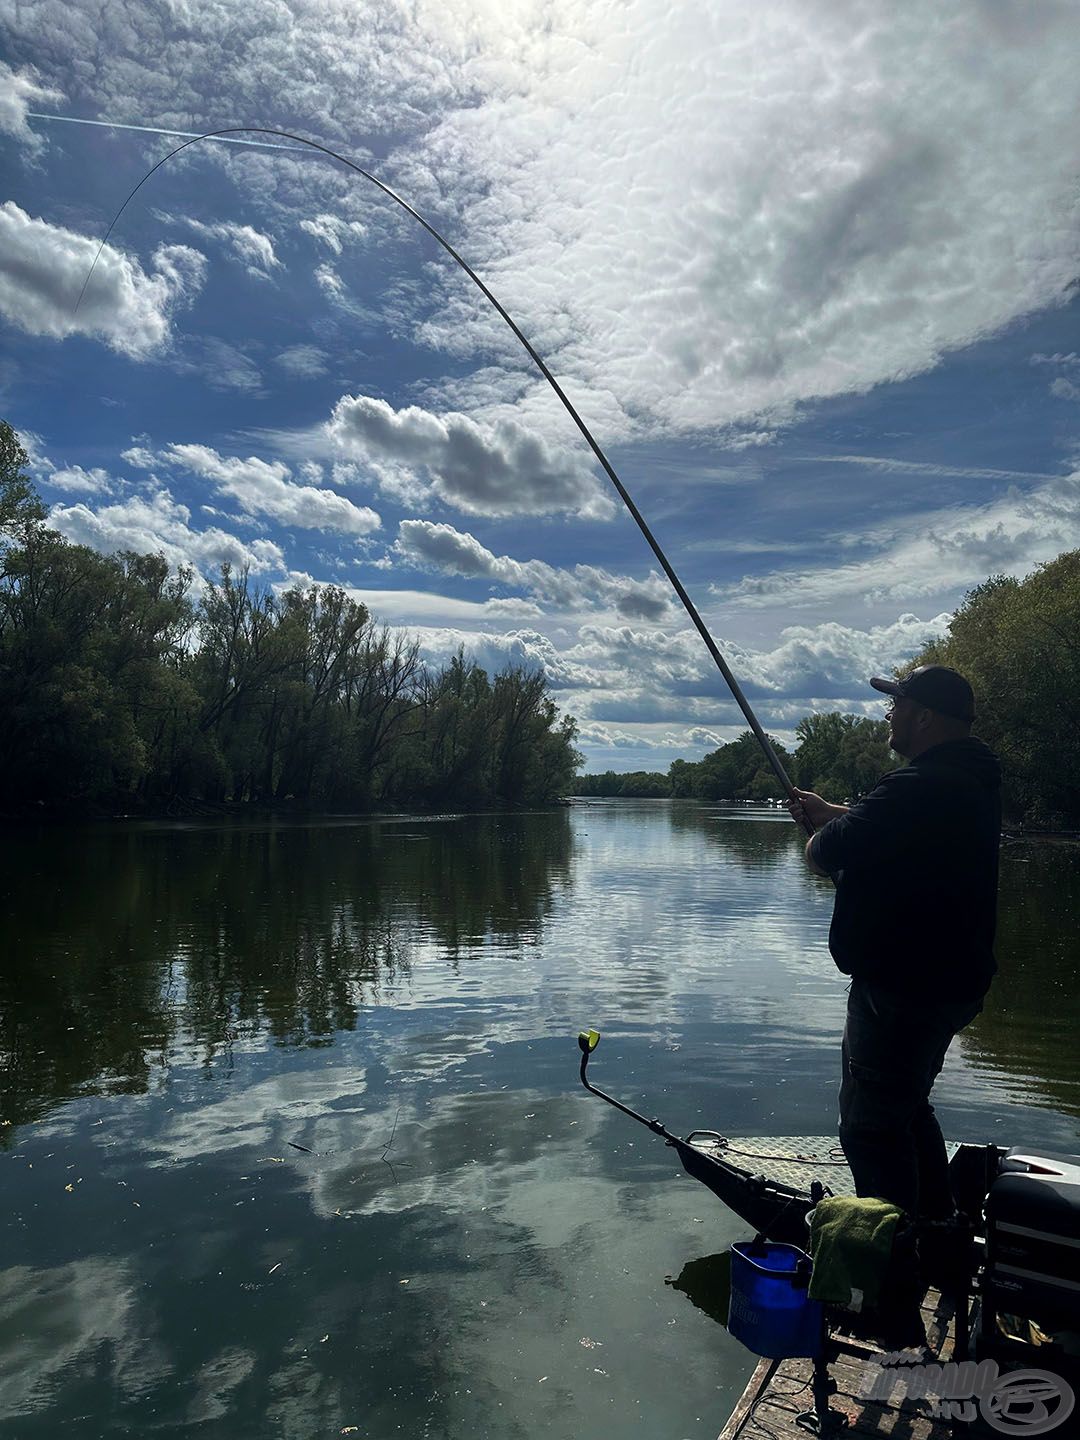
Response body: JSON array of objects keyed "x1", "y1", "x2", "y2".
[
  {"x1": 688, "y1": 1134, "x2": 961, "y2": 1201},
  {"x1": 718, "y1": 1288, "x2": 961, "y2": 1439}
]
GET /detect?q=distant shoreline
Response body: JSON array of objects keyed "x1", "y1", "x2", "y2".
[{"x1": 0, "y1": 796, "x2": 574, "y2": 826}]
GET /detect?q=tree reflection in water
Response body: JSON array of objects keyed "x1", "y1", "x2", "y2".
[{"x1": 0, "y1": 812, "x2": 574, "y2": 1135}]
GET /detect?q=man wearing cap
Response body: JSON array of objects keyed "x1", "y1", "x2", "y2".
[{"x1": 787, "y1": 666, "x2": 1001, "y2": 1222}]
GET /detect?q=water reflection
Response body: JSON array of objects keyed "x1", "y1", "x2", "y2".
[
  {"x1": 0, "y1": 813, "x2": 574, "y2": 1134},
  {"x1": 0, "y1": 806, "x2": 1077, "y2": 1439}
]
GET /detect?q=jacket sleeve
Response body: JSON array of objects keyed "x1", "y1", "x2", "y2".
[{"x1": 809, "y1": 771, "x2": 918, "y2": 873}]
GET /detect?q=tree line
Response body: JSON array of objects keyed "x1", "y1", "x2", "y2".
[
  {"x1": 0, "y1": 423, "x2": 580, "y2": 814},
  {"x1": 577, "y1": 550, "x2": 1080, "y2": 827},
  {"x1": 574, "y1": 713, "x2": 892, "y2": 804}
]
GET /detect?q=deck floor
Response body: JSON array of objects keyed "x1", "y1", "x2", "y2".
[{"x1": 718, "y1": 1290, "x2": 964, "y2": 1439}]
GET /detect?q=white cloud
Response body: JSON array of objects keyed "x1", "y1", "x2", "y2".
[
  {"x1": 299, "y1": 212, "x2": 367, "y2": 255},
  {"x1": 329, "y1": 395, "x2": 612, "y2": 518},
  {"x1": 0, "y1": 61, "x2": 63, "y2": 152},
  {"x1": 340, "y1": 587, "x2": 541, "y2": 627},
  {"x1": 275, "y1": 344, "x2": 330, "y2": 378},
  {"x1": 121, "y1": 446, "x2": 157, "y2": 470},
  {"x1": 407, "y1": 625, "x2": 581, "y2": 686},
  {"x1": 161, "y1": 214, "x2": 281, "y2": 275},
  {"x1": 314, "y1": 263, "x2": 344, "y2": 299},
  {"x1": 717, "y1": 467, "x2": 1080, "y2": 609},
  {"x1": 12, "y1": 431, "x2": 113, "y2": 494},
  {"x1": 553, "y1": 611, "x2": 953, "y2": 741},
  {"x1": 15, "y1": 6, "x2": 1080, "y2": 438},
  {"x1": 50, "y1": 488, "x2": 286, "y2": 577},
  {"x1": 158, "y1": 443, "x2": 381, "y2": 536},
  {"x1": 44, "y1": 463, "x2": 112, "y2": 495},
  {"x1": 402, "y1": 1, "x2": 1080, "y2": 435},
  {"x1": 395, "y1": 518, "x2": 672, "y2": 619},
  {"x1": 0, "y1": 203, "x2": 205, "y2": 356},
  {"x1": 175, "y1": 336, "x2": 263, "y2": 393}
]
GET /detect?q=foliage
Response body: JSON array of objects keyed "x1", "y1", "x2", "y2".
[
  {"x1": 669, "y1": 730, "x2": 793, "y2": 800},
  {"x1": 0, "y1": 455, "x2": 580, "y2": 814},
  {"x1": 573, "y1": 770, "x2": 672, "y2": 797},
  {"x1": 0, "y1": 421, "x2": 46, "y2": 542},
  {"x1": 793, "y1": 712, "x2": 892, "y2": 801},
  {"x1": 910, "y1": 553, "x2": 1080, "y2": 825}
]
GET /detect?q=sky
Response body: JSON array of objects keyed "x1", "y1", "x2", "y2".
[{"x1": 2, "y1": 1, "x2": 1079, "y2": 772}]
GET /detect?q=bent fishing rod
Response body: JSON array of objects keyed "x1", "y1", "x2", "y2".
[{"x1": 76, "y1": 124, "x2": 809, "y2": 832}]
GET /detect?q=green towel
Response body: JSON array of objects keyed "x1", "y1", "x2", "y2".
[{"x1": 807, "y1": 1196, "x2": 903, "y2": 1311}]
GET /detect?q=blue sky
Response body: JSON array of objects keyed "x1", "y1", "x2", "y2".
[{"x1": 2, "y1": 3, "x2": 1079, "y2": 771}]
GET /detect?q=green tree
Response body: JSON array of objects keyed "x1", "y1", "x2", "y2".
[
  {"x1": 911, "y1": 553, "x2": 1080, "y2": 824},
  {"x1": 794, "y1": 712, "x2": 892, "y2": 800},
  {"x1": 669, "y1": 731, "x2": 792, "y2": 800},
  {"x1": 0, "y1": 422, "x2": 46, "y2": 545}
]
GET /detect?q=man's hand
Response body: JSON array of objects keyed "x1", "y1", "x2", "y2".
[{"x1": 785, "y1": 787, "x2": 849, "y2": 832}]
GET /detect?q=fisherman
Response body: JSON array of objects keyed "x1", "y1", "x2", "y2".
[{"x1": 786, "y1": 666, "x2": 1001, "y2": 1222}]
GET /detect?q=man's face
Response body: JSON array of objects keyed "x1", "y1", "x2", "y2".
[{"x1": 886, "y1": 695, "x2": 921, "y2": 757}]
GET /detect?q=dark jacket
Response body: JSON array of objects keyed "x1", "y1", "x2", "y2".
[{"x1": 809, "y1": 738, "x2": 1001, "y2": 1001}]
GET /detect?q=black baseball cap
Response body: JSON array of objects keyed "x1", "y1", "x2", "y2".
[{"x1": 869, "y1": 665, "x2": 975, "y2": 722}]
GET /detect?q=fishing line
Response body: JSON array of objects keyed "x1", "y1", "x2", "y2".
[{"x1": 65, "y1": 120, "x2": 808, "y2": 827}]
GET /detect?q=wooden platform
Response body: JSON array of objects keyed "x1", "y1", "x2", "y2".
[{"x1": 718, "y1": 1289, "x2": 961, "y2": 1439}]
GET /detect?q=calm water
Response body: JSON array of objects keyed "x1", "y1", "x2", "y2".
[{"x1": 1, "y1": 803, "x2": 1078, "y2": 1439}]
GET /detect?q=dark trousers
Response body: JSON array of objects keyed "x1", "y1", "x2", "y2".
[{"x1": 839, "y1": 978, "x2": 982, "y2": 1219}]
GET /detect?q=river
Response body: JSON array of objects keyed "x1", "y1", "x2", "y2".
[{"x1": 1, "y1": 802, "x2": 1078, "y2": 1438}]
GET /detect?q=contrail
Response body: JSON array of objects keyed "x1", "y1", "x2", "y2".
[{"x1": 28, "y1": 112, "x2": 307, "y2": 153}]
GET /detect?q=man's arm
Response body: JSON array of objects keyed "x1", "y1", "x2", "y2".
[
  {"x1": 804, "y1": 836, "x2": 831, "y2": 876},
  {"x1": 786, "y1": 788, "x2": 848, "y2": 874},
  {"x1": 786, "y1": 788, "x2": 849, "y2": 876}
]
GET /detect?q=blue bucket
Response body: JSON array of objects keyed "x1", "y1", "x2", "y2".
[{"x1": 728, "y1": 1240, "x2": 824, "y2": 1359}]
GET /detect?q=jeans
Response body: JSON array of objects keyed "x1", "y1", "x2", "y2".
[{"x1": 839, "y1": 978, "x2": 982, "y2": 1219}]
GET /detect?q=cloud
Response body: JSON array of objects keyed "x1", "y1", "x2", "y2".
[
  {"x1": 14, "y1": 432, "x2": 113, "y2": 495},
  {"x1": 175, "y1": 337, "x2": 263, "y2": 393},
  {"x1": 162, "y1": 215, "x2": 281, "y2": 276},
  {"x1": 274, "y1": 344, "x2": 330, "y2": 378},
  {"x1": 0, "y1": 203, "x2": 205, "y2": 356},
  {"x1": 44, "y1": 464, "x2": 113, "y2": 495},
  {"x1": 50, "y1": 488, "x2": 286, "y2": 577},
  {"x1": 716, "y1": 467, "x2": 1080, "y2": 609},
  {"x1": 157, "y1": 443, "x2": 381, "y2": 536},
  {"x1": 15, "y1": 6, "x2": 1080, "y2": 440},
  {"x1": 0, "y1": 61, "x2": 63, "y2": 152},
  {"x1": 407, "y1": 625, "x2": 582, "y2": 687},
  {"x1": 403, "y1": 2, "x2": 1080, "y2": 435},
  {"x1": 328, "y1": 395, "x2": 612, "y2": 518},
  {"x1": 394, "y1": 518, "x2": 673, "y2": 619},
  {"x1": 555, "y1": 611, "x2": 953, "y2": 737},
  {"x1": 299, "y1": 213, "x2": 367, "y2": 255}
]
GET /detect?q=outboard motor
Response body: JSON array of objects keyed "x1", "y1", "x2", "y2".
[{"x1": 980, "y1": 1147, "x2": 1080, "y2": 1373}]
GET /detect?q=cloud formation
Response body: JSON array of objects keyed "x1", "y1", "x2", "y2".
[
  {"x1": 0, "y1": 61, "x2": 63, "y2": 152},
  {"x1": 717, "y1": 466, "x2": 1080, "y2": 609},
  {"x1": 275, "y1": 344, "x2": 329, "y2": 378},
  {"x1": 139, "y1": 443, "x2": 382, "y2": 537},
  {"x1": 299, "y1": 212, "x2": 367, "y2": 255},
  {"x1": 167, "y1": 216, "x2": 281, "y2": 276},
  {"x1": 0, "y1": 202, "x2": 205, "y2": 356},
  {"x1": 328, "y1": 395, "x2": 611, "y2": 518},
  {"x1": 395, "y1": 518, "x2": 672, "y2": 619},
  {"x1": 50, "y1": 488, "x2": 286, "y2": 577}
]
